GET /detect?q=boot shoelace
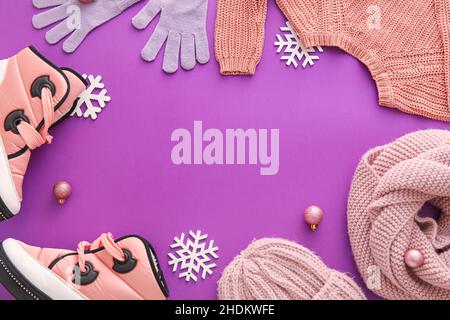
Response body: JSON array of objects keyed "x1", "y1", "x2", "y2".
[
  {"x1": 76, "y1": 233, "x2": 126, "y2": 273},
  {"x1": 16, "y1": 87, "x2": 55, "y2": 150}
]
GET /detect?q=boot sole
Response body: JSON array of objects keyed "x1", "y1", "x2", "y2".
[
  {"x1": 0, "y1": 242, "x2": 49, "y2": 300},
  {"x1": 0, "y1": 135, "x2": 20, "y2": 222},
  {"x1": 0, "y1": 239, "x2": 85, "y2": 300}
]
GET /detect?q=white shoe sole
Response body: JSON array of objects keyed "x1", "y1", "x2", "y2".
[
  {"x1": 0, "y1": 59, "x2": 8, "y2": 85},
  {"x1": 0, "y1": 239, "x2": 85, "y2": 300},
  {"x1": 0, "y1": 134, "x2": 21, "y2": 220}
]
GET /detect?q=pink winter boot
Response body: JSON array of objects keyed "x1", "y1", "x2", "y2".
[
  {"x1": 0, "y1": 233, "x2": 169, "y2": 300},
  {"x1": 0, "y1": 46, "x2": 86, "y2": 221}
]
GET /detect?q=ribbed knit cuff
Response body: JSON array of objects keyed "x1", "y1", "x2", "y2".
[
  {"x1": 116, "y1": 0, "x2": 141, "y2": 11},
  {"x1": 299, "y1": 32, "x2": 394, "y2": 107},
  {"x1": 218, "y1": 57, "x2": 258, "y2": 76},
  {"x1": 375, "y1": 74, "x2": 394, "y2": 107}
]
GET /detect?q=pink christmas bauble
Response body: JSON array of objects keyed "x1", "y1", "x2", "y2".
[
  {"x1": 304, "y1": 205, "x2": 324, "y2": 231},
  {"x1": 53, "y1": 181, "x2": 72, "y2": 205},
  {"x1": 404, "y1": 249, "x2": 424, "y2": 268}
]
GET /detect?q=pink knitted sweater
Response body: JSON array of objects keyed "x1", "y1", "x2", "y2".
[{"x1": 215, "y1": 0, "x2": 450, "y2": 121}]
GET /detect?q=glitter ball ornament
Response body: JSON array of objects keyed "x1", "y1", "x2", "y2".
[
  {"x1": 304, "y1": 205, "x2": 324, "y2": 231},
  {"x1": 404, "y1": 249, "x2": 424, "y2": 268},
  {"x1": 53, "y1": 181, "x2": 72, "y2": 205}
]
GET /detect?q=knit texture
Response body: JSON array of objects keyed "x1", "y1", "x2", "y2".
[
  {"x1": 347, "y1": 129, "x2": 450, "y2": 300},
  {"x1": 218, "y1": 238, "x2": 366, "y2": 300},
  {"x1": 215, "y1": 0, "x2": 450, "y2": 121}
]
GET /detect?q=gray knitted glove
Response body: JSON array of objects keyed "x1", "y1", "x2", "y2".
[
  {"x1": 132, "y1": 0, "x2": 210, "y2": 73},
  {"x1": 32, "y1": 0, "x2": 141, "y2": 53}
]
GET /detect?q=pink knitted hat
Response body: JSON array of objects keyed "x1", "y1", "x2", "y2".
[
  {"x1": 218, "y1": 238, "x2": 366, "y2": 300},
  {"x1": 348, "y1": 129, "x2": 450, "y2": 300}
]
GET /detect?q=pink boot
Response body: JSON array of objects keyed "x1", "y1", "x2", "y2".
[
  {"x1": 0, "y1": 233, "x2": 169, "y2": 300},
  {"x1": 0, "y1": 46, "x2": 86, "y2": 221}
]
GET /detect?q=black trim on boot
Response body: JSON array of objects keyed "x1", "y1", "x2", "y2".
[{"x1": 0, "y1": 197, "x2": 14, "y2": 222}]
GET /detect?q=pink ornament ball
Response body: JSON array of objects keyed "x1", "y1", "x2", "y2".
[
  {"x1": 404, "y1": 249, "x2": 424, "y2": 268},
  {"x1": 53, "y1": 181, "x2": 72, "y2": 205},
  {"x1": 304, "y1": 205, "x2": 324, "y2": 231}
]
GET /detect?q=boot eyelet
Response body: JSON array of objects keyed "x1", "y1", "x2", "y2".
[
  {"x1": 4, "y1": 110, "x2": 30, "y2": 135},
  {"x1": 72, "y1": 262, "x2": 99, "y2": 286},
  {"x1": 113, "y1": 249, "x2": 137, "y2": 274},
  {"x1": 31, "y1": 76, "x2": 56, "y2": 98}
]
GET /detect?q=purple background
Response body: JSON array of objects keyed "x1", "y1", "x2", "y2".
[{"x1": 0, "y1": 1, "x2": 448, "y2": 300}]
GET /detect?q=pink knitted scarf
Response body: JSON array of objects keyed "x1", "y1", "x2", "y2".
[{"x1": 348, "y1": 129, "x2": 450, "y2": 299}]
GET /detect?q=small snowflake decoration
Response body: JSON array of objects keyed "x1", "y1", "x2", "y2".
[
  {"x1": 71, "y1": 74, "x2": 111, "y2": 120},
  {"x1": 168, "y1": 230, "x2": 219, "y2": 282},
  {"x1": 275, "y1": 21, "x2": 324, "y2": 68}
]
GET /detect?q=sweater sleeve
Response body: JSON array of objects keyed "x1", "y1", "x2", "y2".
[
  {"x1": 276, "y1": 0, "x2": 346, "y2": 48},
  {"x1": 215, "y1": 0, "x2": 268, "y2": 75}
]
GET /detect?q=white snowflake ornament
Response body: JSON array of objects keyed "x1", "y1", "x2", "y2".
[
  {"x1": 168, "y1": 230, "x2": 219, "y2": 282},
  {"x1": 71, "y1": 74, "x2": 111, "y2": 120},
  {"x1": 275, "y1": 21, "x2": 324, "y2": 68}
]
